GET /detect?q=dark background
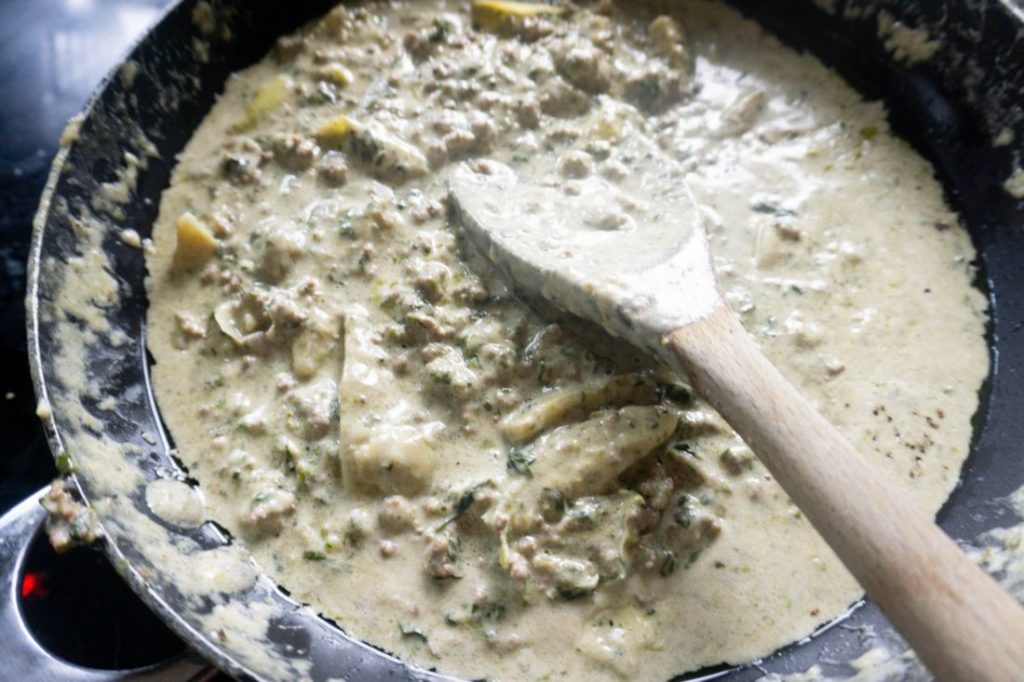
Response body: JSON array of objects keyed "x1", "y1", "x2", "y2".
[{"x1": 0, "y1": 0, "x2": 176, "y2": 513}]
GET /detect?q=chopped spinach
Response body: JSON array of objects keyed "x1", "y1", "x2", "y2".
[
  {"x1": 342, "y1": 518, "x2": 365, "y2": 548},
  {"x1": 428, "y1": 17, "x2": 454, "y2": 42},
  {"x1": 444, "y1": 599, "x2": 506, "y2": 627},
  {"x1": 506, "y1": 448, "x2": 535, "y2": 477},
  {"x1": 659, "y1": 382, "x2": 692, "y2": 403},
  {"x1": 338, "y1": 210, "x2": 358, "y2": 239},
  {"x1": 556, "y1": 586, "x2": 589, "y2": 601},
  {"x1": 55, "y1": 451, "x2": 75, "y2": 475},
  {"x1": 674, "y1": 493, "x2": 699, "y2": 528},
  {"x1": 750, "y1": 199, "x2": 795, "y2": 217},
  {"x1": 437, "y1": 482, "x2": 488, "y2": 530},
  {"x1": 471, "y1": 600, "x2": 506, "y2": 622},
  {"x1": 660, "y1": 550, "x2": 677, "y2": 577}
]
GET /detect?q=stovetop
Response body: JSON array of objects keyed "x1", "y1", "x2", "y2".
[{"x1": 0, "y1": 0, "x2": 226, "y2": 675}]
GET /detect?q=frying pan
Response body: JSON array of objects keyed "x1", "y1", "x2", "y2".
[{"x1": 9, "y1": 0, "x2": 1024, "y2": 679}]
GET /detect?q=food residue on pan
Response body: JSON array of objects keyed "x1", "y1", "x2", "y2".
[
  {"x1": 40, "y1": 479, "x2": 102, "y2": 553},
  {"x1": 1003, "y1": 166, "x2": 1024, "y2": 199},
  {"x1": 974, "y1": 485, "x2": 1024, "y2": 607},
  {"x1": 758, "y1": 482, "x2": 1024, "y2": 682},
  {"x1": 876, "y1": 10, "x2": 940, "y2": 65},
  {"x1": 35, "y1": 37, "x2": 315, "y2": 676},
  {"x1": 145, "y1": 478, "x2": 207, "y2": 529},
  {"x1": 35, "y1": 397, "x2": 52, "y2": 419},
  {"x1": 758, "y1": 646, "x2": 921, "y2": 682},
  {"x1": 58, "y1": 114, "x2": 84, "y2": 147}
]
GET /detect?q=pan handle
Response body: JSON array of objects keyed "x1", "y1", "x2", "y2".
[{"x1": 0, "y1": 487, "x2": 218, "y2": 681}]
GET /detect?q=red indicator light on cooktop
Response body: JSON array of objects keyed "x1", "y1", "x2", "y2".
[{"x1": 21, "y1": 571, "x2": 46, "y2": 599}]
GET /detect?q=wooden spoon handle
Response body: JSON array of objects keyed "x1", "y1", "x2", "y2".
[{"x1": 665, "y1": 305, "x2": 1024, "y2": 682}]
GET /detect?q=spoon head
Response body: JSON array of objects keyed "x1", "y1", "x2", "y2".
[{"x1": 448, "y1": 161, "x2": 720, "y2": 356}]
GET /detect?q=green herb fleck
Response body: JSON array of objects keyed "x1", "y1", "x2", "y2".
[
  {"x1": 303, "y1": 550, "x2": 327, "y2": 562},
  {"x1": 751, "y1": 200, "x2": 795, "y2": 217},
  {"x1": 55, "y1": 451, "x2": 75, "y2": 475},
  {"x1": 674, "y1": 494, "x2": 698, "y2": 528},
  {"x1": 343, "y1": 518, "x2": 365, "y2": 548},
  {"x1": 672, "y1": 442, "x2": 695, "y2": 456},
  {"x1": 860, "y1": 125, "x2": 879, "y2": 140},
  {"x1": 556, "y1": 586, "x2": 589, "y2": 601},
  {"x1": 660, "y1": 551, "x2": 677, "y2": 577},
  {"x1": 473, "y1": 600, "x2": 506, "y2": 621},
  {"x1": 660, "y1": 383, "x2": 692, "y2": 403},
  {"x1": 506, "y1": 448, "x2": 535, "y2": 477},
  {"x1": 428, "y1": 17, "x2": 454, "y2": 42},
  {"x1": 203, "y1": 375, "x2": 224, "y2": 391},
  {"x1": 437, "y1": 482, "x2": 487, "y2": 530}
]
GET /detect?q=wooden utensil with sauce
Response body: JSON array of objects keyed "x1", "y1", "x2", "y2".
[{"x1": 448, "y1": 160, "x2": 1024, "y2": 682}]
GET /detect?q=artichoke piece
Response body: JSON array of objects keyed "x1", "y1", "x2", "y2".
[
  {"x1": 488, "y1": 405, "x2": 678, "y2": 599},
  {"x1": 529, "y1": 405, "x2": 679, "y2": 498},
  {"x1": 471, "y1": 0, "x2": 564, "y2": 32},
  {"x1": 349, "y1": 424, "x2": 440, "y2": 496},
  {"x1": 172, "y1": 212, "x2": 218, "y2": 271},
  {"x1": 315, "y1": 114, "x2": 355, "y2": 147},
  {"x1": 213, "y1": 300, "x2": 247, "y2": 343},
  {"x1": 315, "y1": 115, "x2": 428, "y2": 184},
  {"x1": 500, "y1": 373, "x2": 660, "y2": 444},
  {"x1": 318, "y1": 63, "x2": 353, "y2": 87},
  {"x1": 649, "y1": 15, "x2": 694, "y2": 74},
  {"x1": 212, "y1": 291, "x2": 277, "y2": 353},
  {"x1": 338, "y1": 307, "x2": 442, "y2": 495},
  {"x1": 291, "y1": 307, "x2": 343, "y2": 380},
  {"x1": 231, "y1": 75, "x2": 289, "y2": 132}
]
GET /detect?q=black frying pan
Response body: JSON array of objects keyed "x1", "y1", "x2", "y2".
[{"x1": 13, "y1": 0, "x2": 1024, "y2": 679}]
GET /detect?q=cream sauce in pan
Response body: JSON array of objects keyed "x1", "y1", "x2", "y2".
[{"x1": 145, "y1": 1, "x2": 988, "y2": 679}]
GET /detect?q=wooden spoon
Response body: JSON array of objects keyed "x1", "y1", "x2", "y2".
[{"x1": 448, "y1": 160, "x2": 1024, "y2": 682}]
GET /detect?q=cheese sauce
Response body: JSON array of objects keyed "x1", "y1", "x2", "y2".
[{"x1": 145, "y1": 1, "x2": 989, "y2": 679}]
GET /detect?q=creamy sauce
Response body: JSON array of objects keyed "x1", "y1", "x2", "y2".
[
  {"x1": 448, "y1": 158, "x2": 718, "y2": 351},
  {"x1": 145, "y1": 2, "x2": 988, "y2": 680}
]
